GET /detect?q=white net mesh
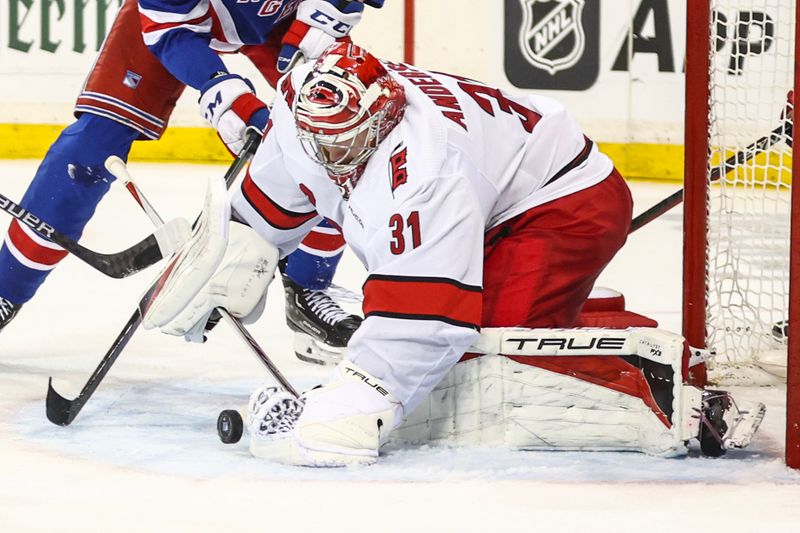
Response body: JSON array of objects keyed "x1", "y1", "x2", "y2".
[{"x1": 705, "y1": 0, "x2": 794, "y2": 384}]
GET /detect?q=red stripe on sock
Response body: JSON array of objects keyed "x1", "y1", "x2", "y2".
[
  {"x1": 300, "y1": 228, "x2": 346, "y2": 252},
  {"x1": 8, "y1": 221, "x2": 68, "y2": 266}
]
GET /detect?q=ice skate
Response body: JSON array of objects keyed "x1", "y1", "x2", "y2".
[
  {"x1": 0, "y1": 297, "x2": 21, "y2": 334},
  {"x1": 697, "y1": 390, "x2": 766, "y2": 457},
  {"x1": 281, "y1": 274, "x2": 362, "y2": 365}
]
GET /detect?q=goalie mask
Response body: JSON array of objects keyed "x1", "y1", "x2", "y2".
[{"x1": 294, "y1": 43, "x2": 406, "y2": 198}]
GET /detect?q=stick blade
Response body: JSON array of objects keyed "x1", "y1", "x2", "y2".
[{"x1": 46, "y1": 377, "x2": 77, "y2": 426}]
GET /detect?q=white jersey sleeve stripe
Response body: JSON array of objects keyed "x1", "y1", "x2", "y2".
[
  {"x1": 209, "y1": 0, "x2": 244, "y2": 46},
  {"x1": 142, "y1": 22, "x2": 213, "y2": 46},
  {"x1": 138, "y1": 2, "x2": 209, "y2": 24}
]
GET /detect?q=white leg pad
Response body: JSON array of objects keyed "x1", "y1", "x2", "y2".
[{"x1": 395, "y1": 328, "x2": 703, "y2": 456}]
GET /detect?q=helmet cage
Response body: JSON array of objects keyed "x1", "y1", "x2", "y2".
[{"x1": 297, "y1": 105, "x2": 386, "y2": 177}]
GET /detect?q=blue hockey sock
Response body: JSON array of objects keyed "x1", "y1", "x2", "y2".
[
  {"x1": 0, "y1": 115, "x2": 139, "y2": 303},
  {"x1": 283, "y1": 219, "x2": 346, "y2": 291},
  {"x1": 283, "y1": 249, "x2": 344, "y2": 291}
]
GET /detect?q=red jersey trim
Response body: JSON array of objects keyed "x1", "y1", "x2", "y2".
[
  {"x1": 139, "y1": 13, "x2": 210, "y2": 35},
  {"x1": 241, "y1": 173, "x2": 317, "y2": 230},
  {"x1": 363, "y1": 274, "x2": 482, "y2": 330},
  {"x1": 300, "y1": 229, "x2": 346, "y2": 252}
]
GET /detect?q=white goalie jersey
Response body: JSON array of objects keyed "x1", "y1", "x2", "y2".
[{"x1": 231, "y1": 60, "x2": 613, "y2": 415}]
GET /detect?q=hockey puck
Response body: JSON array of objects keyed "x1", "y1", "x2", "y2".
[{"x1": 217, "y1": 409, "x2": 244, "y2": 444}]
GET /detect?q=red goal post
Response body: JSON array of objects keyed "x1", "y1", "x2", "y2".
[{"x1": 684, "y1": 0, "x2": 800, "y2": 467}]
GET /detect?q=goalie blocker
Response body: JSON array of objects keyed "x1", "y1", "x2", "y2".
[{"x1": 395, "y1": 323, "x2": 765, "y2": 457}]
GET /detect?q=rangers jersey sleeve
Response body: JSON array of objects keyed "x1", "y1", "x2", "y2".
[
  {"x1": 138, "y1": 1, "x2": 227, "y2": 88},
  {"x1": 138, "y1": 0, "x2": 300, "y2": 89}
]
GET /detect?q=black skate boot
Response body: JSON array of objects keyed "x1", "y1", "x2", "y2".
[
  {"x1": 0, "y1": 296, "x2": 21, "y2": 333},
  {"x1": 697, "y1": 389, "x2": 766, "y2": 457},
  {"x1": 699, "y1": 390, "x2": 731, "y2": 457},
  {"x1": 282, "y1": 274, "x2": 362, "y2": 365}
]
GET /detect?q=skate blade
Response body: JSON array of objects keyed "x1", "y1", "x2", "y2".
[
  {"x1": 724, "y1": 402, "x2": 767, "y2": 449},
  {"x1": 293, "y1": 332, "x2": 344, "y2": 366}
]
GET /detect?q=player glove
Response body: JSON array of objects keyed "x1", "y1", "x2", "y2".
[
  {"x1": 159, "y1": 221, "x2": 280, "y2": 343},
  {"x1": 277, "y1": 0, "x2": 378, "y2": 73},
  {"x1": 199, "y1": 73, "x2": 269, "y2": 155}
]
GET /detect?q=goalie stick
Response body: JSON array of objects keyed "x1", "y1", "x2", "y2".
[
  {"x1": 217, "y1": 308, "x2": 299, "y2": 397},
  {"x1": 45, "y1": 130, "x2": 261, "y2": 426},
  {"x1": 120, "y1": 163, "x2": 299, "y2": 448},
  {"x1": 0, "y1": 191, "x2": 189, "y2": 278},
  {"x1": 629, "y1": 119, "x2": 792, "y2": 233}
]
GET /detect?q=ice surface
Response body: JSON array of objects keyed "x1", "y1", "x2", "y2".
[{"x1": 1, "y1": 161, "x2": 799, "y2": 532}]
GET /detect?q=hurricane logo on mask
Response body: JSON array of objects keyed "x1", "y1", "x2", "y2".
[
  {"x1": 294, "y1": 43, "x2": 406, "y2": 198},
  {"x1": 518, "y1": 0, "x2": 587, "y2": 75},
  {"x1": 308, "y1": 83, "x2": 341, "y2": 108}
]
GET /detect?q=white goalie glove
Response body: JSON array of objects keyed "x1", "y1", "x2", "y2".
[
  {"x1": 160, "y1": 221, "x2": 280, "y2": 342},
  {"x1": 247, "y1": 386, "x2": 305, "y2": 439},
  {"x1": 248, "y1": 361, "x2": 403, "y2": 466}
]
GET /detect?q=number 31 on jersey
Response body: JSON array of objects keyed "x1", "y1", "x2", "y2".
[{"x1": 389, "y1": 211, "x2": 421, "y2": 255}]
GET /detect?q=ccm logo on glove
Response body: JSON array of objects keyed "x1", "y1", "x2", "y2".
[{"x1": 199, "y1": 73, "x2": 269, "y2": 155}]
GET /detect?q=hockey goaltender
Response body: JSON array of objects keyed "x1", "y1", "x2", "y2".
[{"x1": 142, "y1": 43, "x2": 765, "y2": 467}]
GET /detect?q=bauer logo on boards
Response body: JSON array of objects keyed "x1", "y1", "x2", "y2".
[{"x1": 505, "y1": 0, "x2": 600, "y2": 91}]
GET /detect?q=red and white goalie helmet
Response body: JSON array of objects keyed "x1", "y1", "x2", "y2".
[{"x1": 294, "y1": 42, "x2": 406, "y2": 197}]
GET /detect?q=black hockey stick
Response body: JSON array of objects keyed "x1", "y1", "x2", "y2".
[
  {"x1": 629, "y1": 120, "x2": 792, "y2": 233},
  {"x1": 0, "y1": 192, "x2": 188, "y2": 278},
  {"x1": 45, "y1": 130, "x2": 261, "y2": 426},
  {"x1": 45, "y1": 307, "x2": 142, "y2": 425},
  {"x1": 217, "y1": 308, "x2": 299, "y2": 397}
]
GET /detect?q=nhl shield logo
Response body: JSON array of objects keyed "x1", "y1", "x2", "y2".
[{"x1": 519, "y1": 0, "x2": 586, "y2": 75}]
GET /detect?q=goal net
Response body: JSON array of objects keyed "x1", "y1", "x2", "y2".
[{"x1": 684, "y1": 0, "x2": 797, "y2": 386}]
